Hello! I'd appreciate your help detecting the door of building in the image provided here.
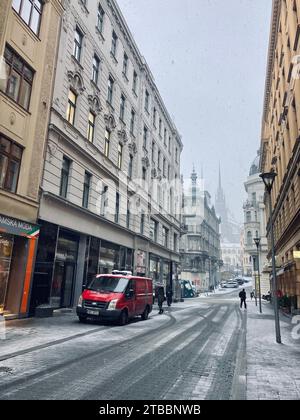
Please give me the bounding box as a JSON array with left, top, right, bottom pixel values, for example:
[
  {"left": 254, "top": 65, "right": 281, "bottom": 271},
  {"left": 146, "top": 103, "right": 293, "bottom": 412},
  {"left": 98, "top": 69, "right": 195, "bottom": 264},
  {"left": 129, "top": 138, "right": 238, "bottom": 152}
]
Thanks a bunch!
[{"left": 0, "top": 234, "right": 14, "bottom": 314}]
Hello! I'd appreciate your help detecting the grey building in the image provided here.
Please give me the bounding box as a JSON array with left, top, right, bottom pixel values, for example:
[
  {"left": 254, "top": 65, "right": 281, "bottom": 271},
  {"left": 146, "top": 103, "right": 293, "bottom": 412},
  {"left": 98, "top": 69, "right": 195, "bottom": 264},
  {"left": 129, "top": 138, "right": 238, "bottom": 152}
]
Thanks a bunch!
[
  {"left": 180, "top": 169, "right": 221, "bottom": 293},
  {"left": 30, "top": 0, "right": 183, "bottom": 312}
]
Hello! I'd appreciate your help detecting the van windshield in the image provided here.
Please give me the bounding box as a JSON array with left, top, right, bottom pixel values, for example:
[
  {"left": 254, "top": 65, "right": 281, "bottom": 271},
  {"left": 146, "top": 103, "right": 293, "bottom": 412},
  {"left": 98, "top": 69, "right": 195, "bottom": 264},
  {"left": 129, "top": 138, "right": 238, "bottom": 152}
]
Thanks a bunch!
[{"left": 88, "top": 276, "right": 129, "bottom": 293}]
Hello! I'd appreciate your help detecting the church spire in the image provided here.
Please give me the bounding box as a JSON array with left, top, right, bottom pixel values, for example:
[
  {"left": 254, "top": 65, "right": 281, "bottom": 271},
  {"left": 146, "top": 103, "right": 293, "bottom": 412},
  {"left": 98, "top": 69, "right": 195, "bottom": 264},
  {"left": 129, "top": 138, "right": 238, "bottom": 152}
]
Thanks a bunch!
[{"left": 218, "top": 162, "right": 222, "bottom": 190}]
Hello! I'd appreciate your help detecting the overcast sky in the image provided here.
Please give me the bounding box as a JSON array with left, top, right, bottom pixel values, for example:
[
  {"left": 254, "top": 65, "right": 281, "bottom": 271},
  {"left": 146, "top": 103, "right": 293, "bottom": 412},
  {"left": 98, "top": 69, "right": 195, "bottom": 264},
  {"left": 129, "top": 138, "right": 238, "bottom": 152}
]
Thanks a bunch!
[{"left": 118, "top": 0, "right": 272, "bottom": 222}]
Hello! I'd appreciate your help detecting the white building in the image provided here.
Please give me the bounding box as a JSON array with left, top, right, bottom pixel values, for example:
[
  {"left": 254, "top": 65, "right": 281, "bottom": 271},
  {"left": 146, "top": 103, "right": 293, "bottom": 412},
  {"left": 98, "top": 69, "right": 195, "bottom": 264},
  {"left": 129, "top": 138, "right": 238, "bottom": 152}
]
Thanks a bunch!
[
  {"left": 29, "top": 0, "right": 183, "bottom": 312},
  {"left": 180, "top": 169, "right": 221, "bottom": 292},
  {"left": 243, "top": 153, "right": 270, "bottom": 294}
]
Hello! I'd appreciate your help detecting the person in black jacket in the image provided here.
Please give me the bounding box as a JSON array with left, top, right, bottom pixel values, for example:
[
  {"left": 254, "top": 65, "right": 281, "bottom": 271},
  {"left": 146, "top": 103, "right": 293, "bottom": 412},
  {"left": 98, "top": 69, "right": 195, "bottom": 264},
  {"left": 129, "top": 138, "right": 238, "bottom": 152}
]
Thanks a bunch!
[
  {"left": 157, "top": 287, "right": 165, "bottom": 314},
  {"left": 239, "top": 289, "right": 247, "bottom": 309}
]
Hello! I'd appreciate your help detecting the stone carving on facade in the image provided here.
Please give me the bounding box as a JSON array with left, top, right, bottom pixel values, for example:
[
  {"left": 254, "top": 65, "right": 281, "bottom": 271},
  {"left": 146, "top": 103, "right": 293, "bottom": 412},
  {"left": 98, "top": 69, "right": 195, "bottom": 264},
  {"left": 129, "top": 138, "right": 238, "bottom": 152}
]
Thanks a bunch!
[
  {"left": 78, "top": 0, "right": 89, "bottom": 16},
  {"left": 142, "top": 156, "right": 150, "bottom": 168},
  {"left": 67, "top": 70, "right": 85, "bottom": 94},
  {"left": 151, "top": 168, "right": 157, "bottom": 179},
  {"left": 88, "top": 95, "right": 102, "bottom": 115},
  {"left": 128, "top": 141, "right": 137, "bottom": 155},
  {"left": 117, "top": 129, "right": 129, "bottom": 145},
  {"left": 104, "top": 113, "right": 117, "bottom": 131}
]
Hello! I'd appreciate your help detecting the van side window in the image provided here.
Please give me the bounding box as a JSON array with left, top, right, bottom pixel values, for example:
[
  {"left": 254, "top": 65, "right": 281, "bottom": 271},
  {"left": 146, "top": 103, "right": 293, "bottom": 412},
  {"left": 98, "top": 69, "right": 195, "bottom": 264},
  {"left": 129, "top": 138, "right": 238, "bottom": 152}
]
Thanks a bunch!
[{"left": 126, "top": 280, "right": 135, "bottom": 297}]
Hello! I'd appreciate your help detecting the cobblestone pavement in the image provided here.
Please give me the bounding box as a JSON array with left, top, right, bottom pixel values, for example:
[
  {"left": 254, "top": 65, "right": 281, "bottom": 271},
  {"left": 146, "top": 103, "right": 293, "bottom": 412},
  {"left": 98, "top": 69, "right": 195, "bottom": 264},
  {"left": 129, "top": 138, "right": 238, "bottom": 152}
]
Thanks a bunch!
[{"left": 0, "top": 290, "right": 298, "bottom": 400}]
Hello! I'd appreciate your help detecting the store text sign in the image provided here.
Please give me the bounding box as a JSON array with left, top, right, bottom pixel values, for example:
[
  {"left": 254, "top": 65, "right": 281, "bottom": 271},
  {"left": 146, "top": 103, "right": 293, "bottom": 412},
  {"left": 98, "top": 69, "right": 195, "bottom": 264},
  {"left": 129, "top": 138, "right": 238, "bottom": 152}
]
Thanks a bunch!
[{"left": 0, "top": 214, "right": 40, "bottom": 238}]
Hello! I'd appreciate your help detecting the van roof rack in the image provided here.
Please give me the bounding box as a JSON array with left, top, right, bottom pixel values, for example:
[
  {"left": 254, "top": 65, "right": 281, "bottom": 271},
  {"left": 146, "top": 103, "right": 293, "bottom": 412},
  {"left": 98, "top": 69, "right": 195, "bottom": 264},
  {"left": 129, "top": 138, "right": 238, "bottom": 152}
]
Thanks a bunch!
[{"left": 112, "top": 270, "right": 133, "bottom": 276}]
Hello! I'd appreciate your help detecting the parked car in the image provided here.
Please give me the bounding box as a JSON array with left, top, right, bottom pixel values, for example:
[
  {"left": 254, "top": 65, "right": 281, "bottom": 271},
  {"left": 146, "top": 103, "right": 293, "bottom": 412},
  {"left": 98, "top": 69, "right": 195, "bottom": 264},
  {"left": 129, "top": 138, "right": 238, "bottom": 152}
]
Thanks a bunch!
[
  {"left": 234, "top": 277, "right": 244, "bottom": 285},
  {"left": 224, "top": 280, "right": 239, "bottom": 288},
  {"left": 76, "top": 271, "right": 153, "bottom": 325}
]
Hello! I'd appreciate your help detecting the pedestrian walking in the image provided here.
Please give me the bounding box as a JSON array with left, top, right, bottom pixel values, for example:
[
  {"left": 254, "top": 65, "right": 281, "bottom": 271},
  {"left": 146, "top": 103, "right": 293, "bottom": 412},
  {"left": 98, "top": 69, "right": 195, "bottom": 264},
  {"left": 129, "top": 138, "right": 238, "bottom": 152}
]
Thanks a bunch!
[
  {"left": 166, "top": 285, "right": 173, "bottom": 307},
  {"left": 239, "top": 288, "right": 247, "bottom": 309},
  {"left": 157, "top": 287, "right": 165, "bottom": 314},
  {"left": 250, "top": 291, "right": 254, "bottom": 301}
]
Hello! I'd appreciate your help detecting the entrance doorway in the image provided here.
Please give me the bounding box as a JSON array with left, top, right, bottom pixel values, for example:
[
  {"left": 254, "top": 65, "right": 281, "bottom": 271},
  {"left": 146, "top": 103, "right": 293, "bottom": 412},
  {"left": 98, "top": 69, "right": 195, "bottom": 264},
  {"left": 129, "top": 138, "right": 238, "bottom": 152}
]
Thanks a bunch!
[
  {"left": 51, "top": 261, "right": 76, "bottom": 308},
  {"left": 0, "top": 234, "right": 14, "bottom": 314},
  {"left": 50, "top": 230, "right": 79, "bottom": 308}
]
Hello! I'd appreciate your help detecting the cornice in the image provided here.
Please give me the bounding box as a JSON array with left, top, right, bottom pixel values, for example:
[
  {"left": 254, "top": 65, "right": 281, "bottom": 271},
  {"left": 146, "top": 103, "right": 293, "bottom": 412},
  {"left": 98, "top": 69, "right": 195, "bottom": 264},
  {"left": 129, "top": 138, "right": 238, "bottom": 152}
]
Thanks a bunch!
[{"left": 262, "top": 0, "right": 281, "bottom": 125}]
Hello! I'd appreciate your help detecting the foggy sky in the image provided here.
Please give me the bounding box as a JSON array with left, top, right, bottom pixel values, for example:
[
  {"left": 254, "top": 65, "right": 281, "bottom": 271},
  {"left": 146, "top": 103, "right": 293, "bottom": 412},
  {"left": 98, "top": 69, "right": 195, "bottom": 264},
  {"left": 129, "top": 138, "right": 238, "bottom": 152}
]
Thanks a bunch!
[{"left": 118, "top": 0, "right": 272, "bottom": 222}]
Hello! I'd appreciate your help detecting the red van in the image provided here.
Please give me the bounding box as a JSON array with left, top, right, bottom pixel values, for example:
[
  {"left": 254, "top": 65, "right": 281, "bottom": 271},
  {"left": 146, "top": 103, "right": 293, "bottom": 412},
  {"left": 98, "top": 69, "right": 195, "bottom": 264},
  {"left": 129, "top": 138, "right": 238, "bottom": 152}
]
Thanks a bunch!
[{"left": 76, "top": 271, "right": 153, "bottom": 325}]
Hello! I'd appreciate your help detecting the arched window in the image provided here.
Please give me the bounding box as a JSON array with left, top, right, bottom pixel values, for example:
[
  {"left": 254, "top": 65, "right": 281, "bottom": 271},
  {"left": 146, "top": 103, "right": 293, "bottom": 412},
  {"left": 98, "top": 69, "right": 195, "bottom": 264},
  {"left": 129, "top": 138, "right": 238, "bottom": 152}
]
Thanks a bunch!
[{"left": 247, "top": 231, "right": 252, "bottom": 246}]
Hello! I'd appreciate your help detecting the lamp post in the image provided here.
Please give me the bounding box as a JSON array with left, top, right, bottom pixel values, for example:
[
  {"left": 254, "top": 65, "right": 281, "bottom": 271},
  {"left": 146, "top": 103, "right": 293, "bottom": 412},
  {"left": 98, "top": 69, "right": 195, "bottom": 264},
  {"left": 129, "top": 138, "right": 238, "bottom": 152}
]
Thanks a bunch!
[
  {"left": 260, "top": 171, "right": 281, "bottom": 344},
  {"left": 253, "top": 237, "right": 262, "bottom": 314}
]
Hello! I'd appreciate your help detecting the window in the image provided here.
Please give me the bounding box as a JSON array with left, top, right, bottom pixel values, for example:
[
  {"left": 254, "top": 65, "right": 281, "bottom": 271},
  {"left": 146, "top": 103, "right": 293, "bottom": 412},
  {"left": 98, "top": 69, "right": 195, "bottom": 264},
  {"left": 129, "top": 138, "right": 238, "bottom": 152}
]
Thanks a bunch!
[
  {"left": 142, "top": 167, "right": 147, "bottom": 181},
  {"left": 247, "top": 231, "right": 253, "bottom": 246},
  {"left": 2, "top": 45, "right": 34, "bottom": 110},
  {"left": 168, "top": 136, "right": 171, "bottom": 153},
  {"left": 162, "top": 227, "right": 169, "bottom": 248},
  {"left": 133, "top": 70, "right": 138, "bottom": 94},
  {"left": 163, "top": 158, "right": 166, "bottom": 178},
  {"left": 159, "top": 119, "right": 162, "bottom": 137},
  {"left": 82, "top": 171, "right": 91, "bottom": 209},
  {"left": 12, "top": 0, "right": 43, "bottom": 36},
  {"left": 100, "top": 185, "right": 108, "bottom": 216},
  {"left": 153, "top": 107, "right": 157, "bottom": 127},
  {"left": 92, "top": 55, "right": 100, "bottom": 84},
  {"left": 164, "top": 129, "right": 167, "bottom": 146},
  {"left": 174, "top": 233, "right": 178, "bottom": 252},
  {"left": 152, "top": 142, "right": 155, "bottom": 163},
  {"left": 104, "top": 129, "right": 110, "bottom": 157},
  {"left": 158, "top": 150, "right": 161, "bottom": 169},
  {"left": 73, "top": 27, "right": 83, "bottom": 62},
  {"left": 97, "top": 4, "right": 105, "bottom": 34},
  {"left": 120, "top": 94, "right": 126, "bottom": 121},
  {"left": 128, "top": 154, "right": 133, "bottom": 179},
  {"left": 115, "top": 192, "right": 120, "bottom": 223},
  {"left": 60, "top": 157, "right": 71, "bottom": 198},
  {"left": 168, "top": 164, "right": 170, "bottom": 180},
  {"left": 145, "top": 89, "right": 150, "bottom": 112},
  {"left": 107, "top": 76, "right": 114, "bottom": 105},
  {"left": 126, "top": 200, "right": 131, "bottom": 229},
  {"left": 130, "top": 109, "right": 135, "bottom": 134},
  {"left": 0, "top": 135, "right": 22, "bottom": 193},
  {"left": 140, "top": 211, "right": 145, "bottom": 235},
  {"left": 117, "top": 143, "right": 123, "bottom": 169},
  {"left": 175, "top": 147, "right": 178, "bottom": 162},
  {"left": 123, "top": 53, "right": 128, "bottom": 76},
  {"left": 66, "top": 89, "right": 77, "bottom": 125},
  {"left": 111, "top": 30, "right": 118, "bottom": 57},
  {"left": 246, "top": 211, "right": 251, "bottom": 223},
  {"left": 87, "top": 111, "right": 95, "bottom": 143},
  {"left": 150, "top": 218, "right": 158, "bottom": 242},
  {"left": 143, "top": 126, "right": 148, "bottom": 149}
]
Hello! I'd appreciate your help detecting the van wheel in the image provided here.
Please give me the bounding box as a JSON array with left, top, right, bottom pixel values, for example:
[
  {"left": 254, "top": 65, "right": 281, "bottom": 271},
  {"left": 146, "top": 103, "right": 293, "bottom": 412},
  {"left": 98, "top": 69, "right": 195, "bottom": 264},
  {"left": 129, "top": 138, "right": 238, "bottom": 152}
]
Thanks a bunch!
[
  {"left": 141, "top": 306, "right": 149, "bottom": 321},
  {"left": 119, "top": 310, "right": 128, "bottom": 326}
]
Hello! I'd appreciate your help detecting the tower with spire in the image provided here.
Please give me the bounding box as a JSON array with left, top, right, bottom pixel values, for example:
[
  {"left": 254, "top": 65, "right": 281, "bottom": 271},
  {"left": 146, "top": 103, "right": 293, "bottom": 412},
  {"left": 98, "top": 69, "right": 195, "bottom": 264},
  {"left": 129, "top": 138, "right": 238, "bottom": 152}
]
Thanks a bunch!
[{"left": 215, "top": 164, "right": 227, "bottom": 226}]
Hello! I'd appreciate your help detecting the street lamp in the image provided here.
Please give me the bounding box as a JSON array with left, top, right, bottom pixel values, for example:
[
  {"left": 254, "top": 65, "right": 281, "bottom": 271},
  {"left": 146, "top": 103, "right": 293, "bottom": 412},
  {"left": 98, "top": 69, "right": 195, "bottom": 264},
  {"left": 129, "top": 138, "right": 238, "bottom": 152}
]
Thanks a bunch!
[
  {"left": 259, "top": 171, "right": 281, "bottom": 344},
  {"left": 253, "top": 237, "right": 262, "bottom": 314}
]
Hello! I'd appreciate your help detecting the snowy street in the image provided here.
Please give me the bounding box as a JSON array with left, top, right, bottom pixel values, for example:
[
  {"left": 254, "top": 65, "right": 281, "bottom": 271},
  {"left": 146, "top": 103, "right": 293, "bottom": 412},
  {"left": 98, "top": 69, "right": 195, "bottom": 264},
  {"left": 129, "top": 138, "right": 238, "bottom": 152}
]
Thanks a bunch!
[{"left": 0, "top": 288, "right": 299, "bottom": 400}]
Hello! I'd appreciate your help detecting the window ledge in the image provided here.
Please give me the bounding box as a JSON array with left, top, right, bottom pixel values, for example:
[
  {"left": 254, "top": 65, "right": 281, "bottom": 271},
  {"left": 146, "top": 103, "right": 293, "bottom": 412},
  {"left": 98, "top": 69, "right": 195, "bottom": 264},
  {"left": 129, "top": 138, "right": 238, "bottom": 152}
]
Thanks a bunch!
[
  {"left": 110, "top": 52, "right": 118, "bottom": 64},
  {"left": 95, "top": 26, "right": 105, "bottom": 43}
]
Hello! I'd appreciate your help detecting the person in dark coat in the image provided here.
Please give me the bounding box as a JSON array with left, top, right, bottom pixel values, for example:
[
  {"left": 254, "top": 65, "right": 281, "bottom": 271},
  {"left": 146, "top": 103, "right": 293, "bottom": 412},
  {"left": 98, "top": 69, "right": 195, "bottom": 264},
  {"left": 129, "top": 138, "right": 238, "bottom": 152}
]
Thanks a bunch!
[
  {"left": 157, "top": 287, "right": 165, "bottom": 314},
  {"left": 166, "top": 285, "right": 173, "bottom": 307},
  {"left": 239, "top": 289, "right": 247, "bottom": 309}
]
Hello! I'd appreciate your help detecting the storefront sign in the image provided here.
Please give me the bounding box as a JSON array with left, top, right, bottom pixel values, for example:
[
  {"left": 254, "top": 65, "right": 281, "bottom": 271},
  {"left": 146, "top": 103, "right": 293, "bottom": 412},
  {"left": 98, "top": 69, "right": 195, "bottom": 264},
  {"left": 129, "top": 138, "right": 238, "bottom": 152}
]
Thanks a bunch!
[
  {"left": 0, "top": 214, "right": 39, "bottom": 238},
  {"left": 136, "top": 250, "right": 146, "bottom": 274}
]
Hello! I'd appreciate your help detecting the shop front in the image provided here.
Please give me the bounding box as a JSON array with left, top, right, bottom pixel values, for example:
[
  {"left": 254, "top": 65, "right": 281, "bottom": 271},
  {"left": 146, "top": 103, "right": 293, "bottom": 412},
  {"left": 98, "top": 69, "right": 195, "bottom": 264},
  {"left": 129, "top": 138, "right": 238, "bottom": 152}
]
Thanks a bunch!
[
  {"left": 0, "top": 214, "right": 40, "bottom": 318},
  {"left": 31, "top": 221, "right": 134, "bottom": 314}
]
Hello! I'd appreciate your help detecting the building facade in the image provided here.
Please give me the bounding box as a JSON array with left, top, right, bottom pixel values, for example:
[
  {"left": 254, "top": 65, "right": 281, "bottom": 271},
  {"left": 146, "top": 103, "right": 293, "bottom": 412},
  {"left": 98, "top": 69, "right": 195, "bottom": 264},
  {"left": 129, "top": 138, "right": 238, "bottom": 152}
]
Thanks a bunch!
[
  {"left": 260, "top": 0, "right": 300, "bottom": 310},
  {"left": 243, "top": 153, "right": 269, "bottom": 294},
  {"left": 30, "top": 0, "right": 183, "bottom": 313},
  {"left": 0, "top": 0, "right": 64, "bottom": 318},
  {"left": 180, "top": 169, "right": 221, "bottom": 293}
]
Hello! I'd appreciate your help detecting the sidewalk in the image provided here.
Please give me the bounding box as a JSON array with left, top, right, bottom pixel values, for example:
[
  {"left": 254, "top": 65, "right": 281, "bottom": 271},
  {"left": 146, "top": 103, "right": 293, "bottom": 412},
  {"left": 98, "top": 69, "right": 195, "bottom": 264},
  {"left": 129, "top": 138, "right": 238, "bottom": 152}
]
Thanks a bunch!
[{"left": 246, "top": 299, "right": 300, "bottom": 400}]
